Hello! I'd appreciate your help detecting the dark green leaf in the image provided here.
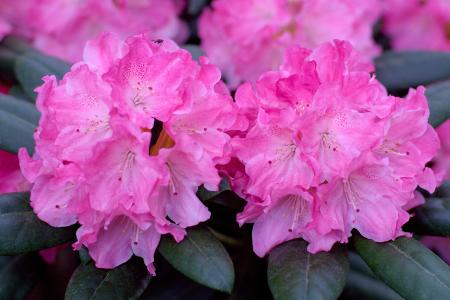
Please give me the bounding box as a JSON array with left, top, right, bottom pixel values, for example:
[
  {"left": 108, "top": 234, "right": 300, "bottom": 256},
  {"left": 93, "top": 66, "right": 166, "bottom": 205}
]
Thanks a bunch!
[
  {"left": 139, "top": 263, "right": 215, "bottom": 300},
  {"left": 375, "top": 51, "right": 450, "bottom": 91},
  {"left": 0, "top": 256, "right": 12, "bottom": 269},
  {"left": 267, "top": 239, "right": 349, "bottom": 300},
  {"left": 159, "top": 226, "right": 235, "bottom": 293},
  {"left": 1, "top": 36, "right": 34, "bottom": 55},
  {"left": 0, "top": 109, "right": 35, "bottom": 154},
  {"left": 353, "top": 236, "right": 450, "bottom": 300},
  {"left": 0, "top": 192, "right": 76, "bottom": 255},
  {"left": 412, "top": 198, "right": 450, "bottom": 236},
  {"left": 182, "top": 45, "right": 205, "bottom": 61},
  {"left": 425, "top": 80, "right": 450, "bottom": 127},
  {"left": 344, "top": 252, "right": 403, "bottom": 300},
  {"left": 65, "top": 257, "right": 151, "bottom": 300},
  {"left": 345, "top": 271, "right": 404, "bottom": 300},
  {"left": 0, "top": 193, "right": 31, "bottom": 214},
  {"left": 0, "top": 94, "right": 40, "bottom": 125},
  {"left": 0, "top": 253, "right": 45, "bottom": 300},
  {"left": 435, "top": 181, "right": 450, "bottom": 198},
  {"left": 15, "top": 52, "right": 70, "bottom": 100},
  {"left": 8, "top": 85, "right": 31, "bottom": 102},
  {"left": 188, "top": 0, "right": 209, "bottom": 15},
  {"left": 78, "top": 246, "right": 91, "bottom": 265},
  {"left": 24, "top": 52, "right": 70, "bottom": 80},
  {"left": 0, "top": 48, "right": 16, "bottom": 77},
  {"left": 197, "top": 178, "right": 231, "bottom": 202}
]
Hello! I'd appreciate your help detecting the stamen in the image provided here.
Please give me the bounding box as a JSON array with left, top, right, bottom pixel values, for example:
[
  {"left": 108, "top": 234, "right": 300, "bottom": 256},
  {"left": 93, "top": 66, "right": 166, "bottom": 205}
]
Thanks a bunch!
[
  {"left": 288, "top": 195, "right": 305, "bottom": 232},
  {"left": 343, "top": 179, "right": 359, "bottom": 211}
]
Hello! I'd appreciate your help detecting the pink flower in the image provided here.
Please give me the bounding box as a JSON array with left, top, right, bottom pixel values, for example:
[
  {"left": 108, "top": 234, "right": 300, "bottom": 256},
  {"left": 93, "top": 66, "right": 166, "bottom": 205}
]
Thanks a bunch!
[
  {"left": 382, "top": 0, "right": 450, "bottom": 51},
  {"left": 432, "top": 119, "right": 450, "bottom": 184},
  {"left": 0, "top": 19, "right": 11, "bottom": 41},
  {"left": 19, "top": 33, "right": 241, "bottom": 273},
  {"left": 0, "top": 0, "right": 187, "bottom": 62},
  {"left": 228, "top": 40, "right": 440, "bottom": 256},
  {"left": 199, "top": 0, "right": 381, "bottom": 88},
  {"left": 0, "top": 150, "right": 30, "bottom": 194}
]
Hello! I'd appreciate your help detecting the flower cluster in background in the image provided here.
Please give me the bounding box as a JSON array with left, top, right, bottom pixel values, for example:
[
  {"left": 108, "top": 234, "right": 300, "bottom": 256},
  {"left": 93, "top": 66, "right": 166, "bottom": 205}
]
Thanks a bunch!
[
  {"left": 382, "top": 0, "right": 450, "bottom": 51},
  {"left": 18, "top": 32, "right": 242, "bottom": 273},
  {"left": 0, "top": 0, "right": 187, "bottom": 62},
  {"left": 199, "top": 0, "right": 381, "bottom": 88}
]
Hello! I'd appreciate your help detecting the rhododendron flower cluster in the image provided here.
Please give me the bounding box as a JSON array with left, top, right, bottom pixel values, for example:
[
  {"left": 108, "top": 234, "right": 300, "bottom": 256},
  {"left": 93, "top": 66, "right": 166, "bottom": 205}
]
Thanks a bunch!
[
  {"left": 382, "top": 0, "right": 450, "bottom": 51},
  {"left": 226, "top": 40, "right": 440, "bottom": 256},
  {"left": 18, "top": 32, "right": 242, "bottom": 273},
  {"left": 199, "top": 0, "right": 381, "bottom": 88},
  {"left": 0, "top": 0, "right": 187, "bottom": 62}
]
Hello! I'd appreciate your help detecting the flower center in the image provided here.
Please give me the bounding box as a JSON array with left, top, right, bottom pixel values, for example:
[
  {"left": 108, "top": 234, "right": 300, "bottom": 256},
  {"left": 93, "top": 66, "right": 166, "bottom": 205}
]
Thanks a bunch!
[
  {"left": 377, "top": 140, "right": 410, "bottom": 157},
  {"left": 274, "top": 143, "right": 297, "bottom": 161},
  {"left": 149, "top": 121, "right": 175, "bottom": 156},
  {"left": 321, "top": 131, "right": 339, "bottom": 152},
  {"left": 273, "top": 22, "right": 298, "bottom": 39}
]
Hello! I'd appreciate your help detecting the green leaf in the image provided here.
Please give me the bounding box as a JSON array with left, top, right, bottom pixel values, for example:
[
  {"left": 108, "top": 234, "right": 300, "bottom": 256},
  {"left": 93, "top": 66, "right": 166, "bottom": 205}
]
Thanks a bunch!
[
  {"left": 8, "top": 85, "right": 31, "bottom": 102},
  {"left": 0, "top": 253, "right": 45, "bottom": 300},
  {"left": 267, "top": 239, "right": 349, "bottom": 300},
  {"left": 353, "top": 236, "right": 450, "bottom": 300},
  {"left": 139, "top": 263, "right": 215, "bottom": 300},
  {"left": 436, "top": 181, "right": 450, "bottom": 198},
  {"left": 0, "top": 94, "right": 40, "bottom": 125},
  {"left": 0, "top": 109, "right": 35, "bottom": 154},
  {"left": 65, "top": 257, "right": 151, "bottom": 300},
  {"left": 425, "top": 80, "right": 450, "bottom": 127},
  {"left": 344, "top": 252, "right": 403, "bottom": 300},
  {"left": 78, "top": 246, "right": 92, "bottom": 265},
  {"left": 24, "top": 52, "right": 70, "bottom": 80},
  {"left": 1, "top": 36, "right": 35, "bottom": 55},
  {"left": 159, "top": 226, "right": 235, "bottom": 293},
  {"left": 15, "top": 52, "right": 70, "bottom": 100},
  {"left": 412, "top": 198, "right": 450, "bottom": 236},
  {"left": 197, "top": 178, "right": 231, "bottom": 202},
  {"left": 375, "top": 51, "right": 450, "bottom": 91},
  {"left": 188, "top": 0, "right": 208, "bottom": 15},
  {"left": 182, "top": 45, "right": 205, "bottom": 61},
  {"left": 0, "top": 48, "right": 17, "bottom": 77},
  {"left": 0, "top": 193, "right": 31, "bottom": 213},
  {"left": 345, "top": 271, "right": 404, "bottom": 300},
  {"left": 0, "top": 192, "right": 76, "bottom": 255}
]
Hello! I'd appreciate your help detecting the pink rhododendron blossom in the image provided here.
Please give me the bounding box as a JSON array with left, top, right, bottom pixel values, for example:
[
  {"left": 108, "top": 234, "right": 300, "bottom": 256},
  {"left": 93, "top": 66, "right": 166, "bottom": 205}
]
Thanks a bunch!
[
  {"left": 0, "top": 150, "right": 30, "bottom": 194},
  {"left": 19, "top": 32, "right": 241, "bottom": 274},
  {"left": 0, "top": 0, "right": 187, "bottom": 62},
  {"left": 199, "top": 0, "right": 381, "bottom": 88},
  {"left": 227, "top": 40, "right": 440, "bottom": 257},
  {"left": 382, "top": 0, "right": 450, "bottom": 51}
]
